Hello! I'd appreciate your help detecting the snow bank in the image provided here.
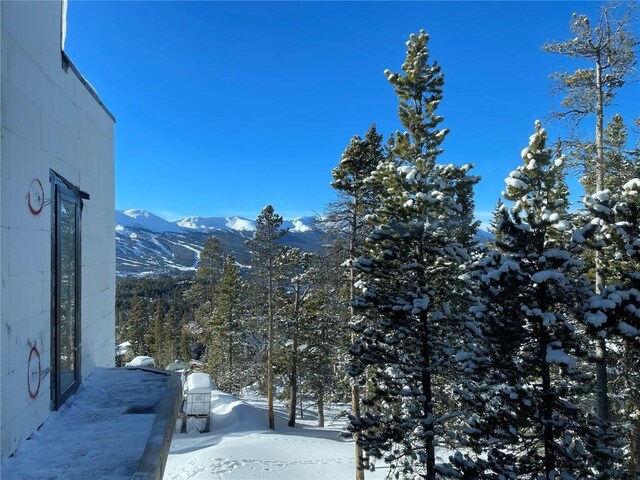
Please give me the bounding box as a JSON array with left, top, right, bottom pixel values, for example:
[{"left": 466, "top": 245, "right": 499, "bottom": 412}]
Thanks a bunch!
[{"left": 166, "top": 391, "right": 392, "bottom": 480}]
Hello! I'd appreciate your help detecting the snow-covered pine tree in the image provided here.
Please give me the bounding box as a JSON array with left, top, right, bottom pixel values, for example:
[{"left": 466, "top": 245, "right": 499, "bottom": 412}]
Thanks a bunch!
[
  {"left": 208, "top": 254, "right": 244, "bottom": 393},
  {"left": 301, "top": 245, "right": 349, "bottom": 428},
  {"left": 348, "top": 30, "right": 479, "bottom": 480},
  {"left": 544, "top": 3, "right": 639, "bottom": 423},
  {"left": 574, "top": 177, "right": 640, "bottom": 475},
  {"left": 278, "top": 247, "right": 314, "bottom": 428},
  {"left": 457, "top": 122, "right": 625, "bottom": 478},
  {"left": 328, "top": 123, "right": 385, "bottom": 480},
  {"left": 579, "top": 115, "right": 640, "bottom": 195},
  {"left": 184, "top": 236, "right": 225, "bottom": 357},
  {"left": 573, "top": 111, "right": 640, "bottom": 470},
  {"left": 246, "top": 205, "right": 287, "bottom": 430}
]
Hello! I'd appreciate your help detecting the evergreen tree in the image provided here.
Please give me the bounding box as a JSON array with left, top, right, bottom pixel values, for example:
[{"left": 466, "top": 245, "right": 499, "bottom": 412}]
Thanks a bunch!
[
  {"left": 328, "top": 123, "right": 385, "bottom": 480},
  {"left": 303, "top": 245, "right": 348, "bottom": 428},
  {"left": 127, "top": 295, "right": 148, "bottom": 356},
  {"left": 197, "top": 237, "right": 224, "bottom": 285},
  {"left": 247, "top": 205, "right": 287, "bottom": 430},
  {"left": 208, "top": 255, "right": 244, "bottom": 392},
  {"left": 349, "top": 30, "right": 479, "bottom": 479},
  {"left": 145, "top": 300, "right": 164, "bottom": 361},
  {"left": 457, "top": 122, "right": 624, "bottom": 478},
  {"left": 579, "top": 114, "right": 640, "bottom": 194},
  {"left": 574, "top": 177, "right": 640, "bottom": 475},
  {"left": 544, "top": 3, "right": 639, "bottom": 422},
  {"left": 178, "top": 321, "right": 191, "bottom": 362},
  {"left": 186, "top": 236, "right": 225, "bottom": 359},
  {"left": 279, "top": 247, "right": 314, "bottom": 428}
]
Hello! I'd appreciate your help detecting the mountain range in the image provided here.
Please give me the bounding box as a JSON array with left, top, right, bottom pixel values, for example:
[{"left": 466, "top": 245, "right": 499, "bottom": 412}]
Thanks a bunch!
[
  {"left": 115, "top": 209, "right": 323, "bottom": 277},
  {"left": 115, "top": 209, "right": 492, "bottom": 278}
]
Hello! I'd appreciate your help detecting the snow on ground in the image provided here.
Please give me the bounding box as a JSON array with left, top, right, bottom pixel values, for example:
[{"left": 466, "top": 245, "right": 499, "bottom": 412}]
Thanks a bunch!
[
  {"left": 166, "top": 391, "right": 389, "bottom": 480},
  {"left": 1, "top": 368, "right": 169, "bottom": 480}
]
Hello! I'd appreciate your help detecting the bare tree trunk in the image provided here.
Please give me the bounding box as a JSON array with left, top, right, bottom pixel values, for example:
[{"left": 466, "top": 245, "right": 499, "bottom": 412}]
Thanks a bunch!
[
  {"left": 318, "top": 384, "right": 325, "bottom": 427},
  {"left": 228, "top": 312, "right": 233, "bottom": 371},
  {"left": 594, "top": 55, "right": 610, "bottom": 423},
  {"left": 539, "top": 322, "right": 555, "bottom": 475},
  {"left": 299, "top": 379, "right": 304, "bottom": 419},
  {"left": 595, "top": 337, "right": 609, "bottom": 421},
  {"left": 288, "top": 286, "right": 301, "bottom": 427},
  {"left": 630, "top": 413, "right": 640, "bottom": 478},
  {"left": 267, "top": 259, "right": 275, "bottom": 430},
  {"left": 349, "top": 214, "right": 366, "bottom": 480},
  {"left": 420, "top": 312, "right": 435, "bottom": 480},
  {"left": 288, "top": 332, "right": 298, "bottom": 427}
]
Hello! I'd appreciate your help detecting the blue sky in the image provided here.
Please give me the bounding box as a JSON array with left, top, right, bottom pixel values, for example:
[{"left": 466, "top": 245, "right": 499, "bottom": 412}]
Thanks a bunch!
[{"left": 65, "top": 1, "right": 639, "bottom": 224}]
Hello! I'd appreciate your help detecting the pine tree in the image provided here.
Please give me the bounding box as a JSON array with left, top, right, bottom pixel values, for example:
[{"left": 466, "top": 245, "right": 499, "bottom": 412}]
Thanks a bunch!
[
  {"left": 127, "top": 296, "right": 148, "bottom": 356},
  {"left": 328, "top": 123, "right": 385, "bottom": 480},
  {"left": 349, "top": 30, "right": 479, "bottom": 479},
  {"left": 178, "top": 321, "right": 191, "bottom": 362},
  {"left": 579, "top": 114, "right": 640, "bottom": 194},
  {"left": 146, "top": 300, "right": 164, "bottom": 361},
  {"left": 247, "top": 205, "right": 287, "bottom": 430},
  {"left": 544, "top": 3, "right": 639, "bottom": 422},
  {"left": 279, "top": 247, "right": 314, "bottom": 428},
  {"left": 303, "top": 246, "right": 348, "bottom": 428},
  {"left": 574, "top": 177, "right": 640, "bottom": 475},
  {"left": 208, "top": 255, "right": 244, "bottom": 392},
  {"left": 456, "top": 122, "right": 625, "bottom": 478},
  {"left": 185, "top": 236, "right": 225, "bottom": 359}
]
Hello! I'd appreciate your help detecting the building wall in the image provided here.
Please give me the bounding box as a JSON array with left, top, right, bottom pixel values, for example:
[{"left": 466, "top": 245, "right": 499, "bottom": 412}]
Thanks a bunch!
[{"left": 0, "top": 0, "right": 115, "bottom": 458}]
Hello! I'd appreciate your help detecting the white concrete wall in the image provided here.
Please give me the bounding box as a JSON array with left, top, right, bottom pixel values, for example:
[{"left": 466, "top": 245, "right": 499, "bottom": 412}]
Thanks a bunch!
[{"left": 0, "top": 0, "right": 115, "bottom": 459}]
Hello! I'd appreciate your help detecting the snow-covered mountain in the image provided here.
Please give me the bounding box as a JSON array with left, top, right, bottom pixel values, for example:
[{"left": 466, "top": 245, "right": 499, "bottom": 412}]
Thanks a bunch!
[
  {"left": 174, "top": 215, "right": 318, "bottom": 234},
  {"left": 115, "top": 209, "right": 490, "bottom": 278},
  {"left": 115, "top": 210, "right": 322, "bottom": 277},
  {"left": 176, "top": 216, "right": 256, "bottom": 232},
  {"left": 116, "top": 209, "right": 184, "bottom": 233}
]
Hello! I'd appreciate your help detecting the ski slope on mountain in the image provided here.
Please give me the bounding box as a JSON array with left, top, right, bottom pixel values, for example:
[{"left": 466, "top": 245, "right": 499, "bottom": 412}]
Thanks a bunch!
[
  {"left": 166, "top": 391, "right": 389, "bottom": 480},
  {"left": 116, "top": 209, "right": 185, "bottom": 233}
]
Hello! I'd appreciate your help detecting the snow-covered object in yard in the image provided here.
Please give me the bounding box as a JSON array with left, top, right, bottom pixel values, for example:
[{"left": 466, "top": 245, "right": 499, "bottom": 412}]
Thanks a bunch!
[
  {"left": 126, "top": 355, "right": 155, "bottom": 367},
  {"left": 166, "top": 360, "right": 190, "bottom": 372},
  {"left": 184, "top": 373, "right": 212, "bottom": 417},
  {"left": 116, "top": 341, "right": 132, "bottom": 355},
  {"left": 186, "top": 372, "right": 212, "bottom": 393}
]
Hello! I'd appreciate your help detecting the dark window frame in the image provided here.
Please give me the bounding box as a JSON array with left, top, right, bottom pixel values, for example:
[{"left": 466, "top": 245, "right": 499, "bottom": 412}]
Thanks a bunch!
[{"left": 50, "top": 170, "right": 83, "bottom": 410}]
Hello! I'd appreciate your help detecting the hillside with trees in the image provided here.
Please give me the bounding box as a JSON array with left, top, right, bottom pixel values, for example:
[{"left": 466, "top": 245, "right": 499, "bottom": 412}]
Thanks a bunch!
[{"left": 117, "top": 4, "right": 639, "bottom": 478}]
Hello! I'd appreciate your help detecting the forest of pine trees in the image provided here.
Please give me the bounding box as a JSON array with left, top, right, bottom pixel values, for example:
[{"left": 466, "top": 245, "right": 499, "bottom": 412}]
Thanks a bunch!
[{"left": 115, "top": 4, "right": 639, "bottom": 478}]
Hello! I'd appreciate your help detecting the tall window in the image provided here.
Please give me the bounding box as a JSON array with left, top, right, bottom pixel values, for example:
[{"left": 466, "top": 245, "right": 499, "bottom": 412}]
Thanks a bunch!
[{"left": 51, "top": 171, "right": 82, "bottom": 409}]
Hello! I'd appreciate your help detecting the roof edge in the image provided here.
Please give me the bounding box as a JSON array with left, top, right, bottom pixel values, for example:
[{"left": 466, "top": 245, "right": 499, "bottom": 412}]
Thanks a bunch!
[{"left": 61, "top": 50, "right": 116, "bottom": 123}]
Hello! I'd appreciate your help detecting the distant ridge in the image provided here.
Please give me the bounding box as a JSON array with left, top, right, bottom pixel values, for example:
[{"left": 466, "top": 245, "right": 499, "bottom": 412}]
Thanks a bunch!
[
  {"left": 115, "top": 210, "right": 322, "bottom": 277},
  {"left": 115, "top": 209, "right": 491, "bottom": 278}
]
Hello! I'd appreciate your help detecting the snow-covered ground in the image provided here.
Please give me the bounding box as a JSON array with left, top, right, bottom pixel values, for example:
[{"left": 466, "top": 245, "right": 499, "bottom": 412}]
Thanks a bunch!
[
  {"left": 1, "top": 368, "right": 170, "bottom": 480},
  {"left": 166, "top": 391, "right": 389, "bottom": 480}
]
